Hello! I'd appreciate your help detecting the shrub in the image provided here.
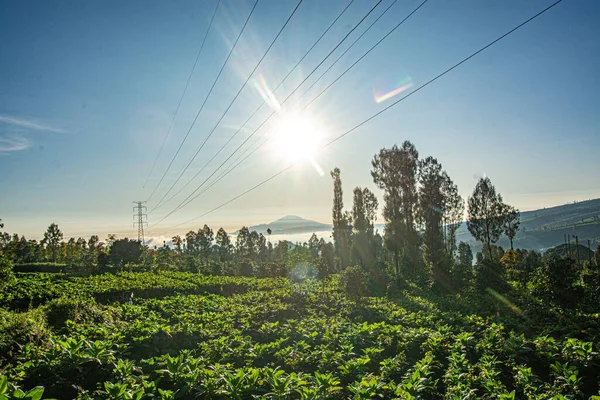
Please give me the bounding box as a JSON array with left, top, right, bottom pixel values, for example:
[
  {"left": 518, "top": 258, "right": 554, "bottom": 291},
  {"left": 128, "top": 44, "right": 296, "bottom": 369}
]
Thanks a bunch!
[
  {"left": 0, "top": 308, "right": 50, "bottom": 361},
  {"left": 475, "top": 258, "right": 506, "bottom": 292},
  {"left": 532, "top": 255, "right": 582, "bottom": 308},
  {"left": 340, "top": 265, "right": 370, "bottom": 299},
  {"left": 12, "top": 263, "right": 66, "bottom": 273},
  {"left": 0, "top": 254, "right": 15, "bottom": 285},
  {"left": 44, "top": 296, "right": 111, "bottom": 330}
]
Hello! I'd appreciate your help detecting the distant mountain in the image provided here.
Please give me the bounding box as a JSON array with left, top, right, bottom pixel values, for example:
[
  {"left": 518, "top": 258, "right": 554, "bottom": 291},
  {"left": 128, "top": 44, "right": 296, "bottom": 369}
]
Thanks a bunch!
[
  {"left": 456, "top": 198, "right": 600, "bottom": 254},
  {"left": 236, "top": 199, "right": 600, "bottom": 253},
  {"left": 240, "top": 215, "right": 331, "bottom": 235}
]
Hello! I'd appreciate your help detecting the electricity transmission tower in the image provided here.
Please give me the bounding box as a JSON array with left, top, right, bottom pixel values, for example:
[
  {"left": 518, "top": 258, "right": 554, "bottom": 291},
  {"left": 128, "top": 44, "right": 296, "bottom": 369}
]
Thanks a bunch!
[{"left": 133, "top": 201, "right": 148, "bottom": 245}]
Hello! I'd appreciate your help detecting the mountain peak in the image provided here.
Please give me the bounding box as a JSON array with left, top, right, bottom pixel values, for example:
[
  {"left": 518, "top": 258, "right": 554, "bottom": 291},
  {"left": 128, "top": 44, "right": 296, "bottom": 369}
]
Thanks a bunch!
[{"left": 277, "top": 215, "right": 304, "bottom": 221}]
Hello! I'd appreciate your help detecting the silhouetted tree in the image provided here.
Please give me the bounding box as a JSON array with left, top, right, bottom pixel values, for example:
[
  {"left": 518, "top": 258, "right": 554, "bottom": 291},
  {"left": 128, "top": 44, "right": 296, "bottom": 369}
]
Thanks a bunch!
[
  {"left": 308, "top": 233, "right": 320, "bottom": 259},
  {"left": 42, "top": 222, "right": 63, "bottom": 262},
  {"left": 198, "top": 225, "right": 214, "bottom": 265},
  {"left": 442, "top": 174, "right": 464, "bottom": 258},
  {"left": 467, "top": 177, "right": 504, "bottom": 260},
  {"left": 372, "top": 141, "right": 420, "bottom": 277},
  {"left": 185, "top": 230, "right": 199, "bottom": 253},
  {"left": 418, "top": 156, "right": 449, "bottom": 288},
  {"left": 452, "top": 241, "right": 473, "bottom": 289},
  {"left": 331, "top": 168, "right": 351, "bottom": 269},
  {"left": 172, "top": 235, "right": 183, "bottom": 251},
  {"left": 236, "top": 227, "right": 254, "bottom": 261},
  {"left": 501, "top": 205, "right": 520, "bottom": 250},
  {"left": 215, "top": 228, "right": 233, "bottom": 263},
  {"left": 351, "top": 187, "right": 378, "bottom": 267},
  {"left": 109, "top": 238, "right": 142, "bottom": 267}
]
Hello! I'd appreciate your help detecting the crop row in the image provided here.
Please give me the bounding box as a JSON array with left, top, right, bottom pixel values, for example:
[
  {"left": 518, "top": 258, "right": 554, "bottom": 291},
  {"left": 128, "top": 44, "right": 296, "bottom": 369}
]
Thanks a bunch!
[
  {"left": 0, "top": 271, "right": 288, "bottom": 309},
  {"left": 1, "top": 278, "right": 599, "bottom": 399}
]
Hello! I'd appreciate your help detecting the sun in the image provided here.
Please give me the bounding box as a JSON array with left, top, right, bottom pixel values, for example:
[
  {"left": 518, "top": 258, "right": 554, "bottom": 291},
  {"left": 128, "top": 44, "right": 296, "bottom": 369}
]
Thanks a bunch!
[{"left": 271, "top": 112, "right": 323, "bottom": 163}]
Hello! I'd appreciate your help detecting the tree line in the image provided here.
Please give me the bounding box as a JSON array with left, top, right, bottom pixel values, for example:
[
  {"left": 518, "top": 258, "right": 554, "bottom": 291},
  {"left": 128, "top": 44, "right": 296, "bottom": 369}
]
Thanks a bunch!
[{"left": 1, "top": 140, "right": 600, "bottom": 307}]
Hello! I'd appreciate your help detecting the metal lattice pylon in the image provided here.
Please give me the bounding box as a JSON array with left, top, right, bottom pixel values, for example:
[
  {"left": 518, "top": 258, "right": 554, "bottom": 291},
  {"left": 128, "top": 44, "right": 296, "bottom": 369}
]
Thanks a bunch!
[{"left": 133, "top": 201, "right": 147, "bottom": 245}]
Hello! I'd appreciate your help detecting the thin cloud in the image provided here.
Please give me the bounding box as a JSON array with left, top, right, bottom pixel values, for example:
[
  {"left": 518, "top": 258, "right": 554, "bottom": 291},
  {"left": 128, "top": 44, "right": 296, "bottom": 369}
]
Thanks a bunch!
[
  {"left": 0, "top": 136, "right": 30, "bottom": 152},
  {"left": 0, "top": 115, "right": 66, "bottom": 133}
]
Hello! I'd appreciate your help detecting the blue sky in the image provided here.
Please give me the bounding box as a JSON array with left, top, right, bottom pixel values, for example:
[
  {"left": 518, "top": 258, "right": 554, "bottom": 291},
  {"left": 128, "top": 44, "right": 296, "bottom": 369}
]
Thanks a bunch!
[{"left": 1, "top": 0, "right": 598, "bottom": 241}]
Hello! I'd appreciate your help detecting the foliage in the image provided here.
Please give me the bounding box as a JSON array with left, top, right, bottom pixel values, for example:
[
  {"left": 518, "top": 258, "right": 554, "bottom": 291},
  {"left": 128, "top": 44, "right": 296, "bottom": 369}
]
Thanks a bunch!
[
  {"left": 0, "top": 271, "right": 597, "bottom": 399},
  {"left": 0, "top": 254, "right": 15, "bottom": 286},
  {"left": 467, "top": 177, "right": 505, "bottom": 260},
  {"left": 339, "top": 265, "right": 369, "bottom": 299},
  {"left": 532, "top": 254, "right": 582, "bottom": 308},
  {"left": 41, "top": 223, "right": 63, "bottom": 263},
  {"left": 108, "top": 239, "right": 143, "bottom": 268},
  {"left": 501, "top": 204, "right": 520, "bottom": 251},
  {"left": 371, "top": 142, "right": 420, "bottom": 277},
  {"left": 331, "top": 168, "right": 352, "bottom": 270}
]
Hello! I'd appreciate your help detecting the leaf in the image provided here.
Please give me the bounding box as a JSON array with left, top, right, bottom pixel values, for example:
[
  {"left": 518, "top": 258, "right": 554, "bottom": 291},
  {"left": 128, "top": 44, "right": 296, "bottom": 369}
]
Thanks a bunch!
[
  {"left": 25, "top": 387, "right": 45, "bottom": 400},
  {"left": 0, "top": 376, "right": 7, "bottom": 395}
]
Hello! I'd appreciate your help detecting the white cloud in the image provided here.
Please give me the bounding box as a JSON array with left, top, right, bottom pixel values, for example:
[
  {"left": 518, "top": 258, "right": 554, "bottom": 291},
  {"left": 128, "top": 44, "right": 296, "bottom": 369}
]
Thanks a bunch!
[
  {"left": 0, "top": 115, "right": 66, "bottom": 133},
  {"left": 0, "top": 136, "right": 30, "bottom": 152}
]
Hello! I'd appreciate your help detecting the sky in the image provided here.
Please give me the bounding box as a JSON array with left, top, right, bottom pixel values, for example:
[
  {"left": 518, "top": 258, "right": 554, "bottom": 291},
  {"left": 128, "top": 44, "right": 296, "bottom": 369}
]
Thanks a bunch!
[{"left": 1, "top": 0, "right": 599, "bottom": 242}]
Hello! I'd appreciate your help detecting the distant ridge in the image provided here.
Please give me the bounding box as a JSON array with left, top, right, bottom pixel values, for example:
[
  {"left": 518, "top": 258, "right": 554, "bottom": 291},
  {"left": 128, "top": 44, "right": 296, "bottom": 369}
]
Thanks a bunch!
[
  {"left": 237, "top": 215, "right": 331, "bottom": 235},
  {"left": 456, "top": 198, "right": 600, "bottom": 253},
  {"left": 233, "top": 199, "right": 600, "bottom": 252}
]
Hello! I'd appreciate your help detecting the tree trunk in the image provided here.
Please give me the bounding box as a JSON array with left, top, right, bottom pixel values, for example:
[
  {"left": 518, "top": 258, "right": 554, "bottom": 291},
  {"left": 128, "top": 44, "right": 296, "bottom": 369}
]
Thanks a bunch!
[
  {"left": 510, "top": 238, "right": 514, "bottom": 251},
  {"left": 394, "top": 249, "right": 399, "bottom": 276}
]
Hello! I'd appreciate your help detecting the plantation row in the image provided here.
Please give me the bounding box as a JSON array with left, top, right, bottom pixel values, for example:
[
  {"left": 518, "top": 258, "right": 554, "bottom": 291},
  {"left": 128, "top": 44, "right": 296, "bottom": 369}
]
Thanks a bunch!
[
  {"left": 1, "top": 274, "right": 599, "bottom": 399},
  {"left": 0, "top": 271, "right": 287, "bottom": 310}
]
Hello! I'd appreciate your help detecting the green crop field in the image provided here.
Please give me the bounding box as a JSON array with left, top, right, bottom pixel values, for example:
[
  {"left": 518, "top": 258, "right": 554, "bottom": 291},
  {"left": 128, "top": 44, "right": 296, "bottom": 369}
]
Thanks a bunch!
[{"left": 1, "top": 271, "right": 599, "bottom": 399}]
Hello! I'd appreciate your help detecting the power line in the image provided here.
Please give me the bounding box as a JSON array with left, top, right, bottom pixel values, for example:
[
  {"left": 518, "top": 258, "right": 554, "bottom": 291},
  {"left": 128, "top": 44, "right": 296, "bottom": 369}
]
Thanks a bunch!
[
  {"left": 152, "top": 0, "right": 356, "bottom": 213},
  {"left": 294, "top": 0, "right": 402, "bottom": 106},
  {"left": 154, "top": 0, "right": 424, "bottom": 222},
  {"left": 143, "top": 0, "right": 221, "bottom": 196},
  {"left": 150, "top": 0, "right": 385, "bottom": 226},
  {"left": 145, "top": 0, "right": 260, "bottom": 205},
  {"left": 167, "top": 0, "right": 564, "bottom": 230},
  {"left": 150, "top": 0, "right": 304, "bottom": 212}
]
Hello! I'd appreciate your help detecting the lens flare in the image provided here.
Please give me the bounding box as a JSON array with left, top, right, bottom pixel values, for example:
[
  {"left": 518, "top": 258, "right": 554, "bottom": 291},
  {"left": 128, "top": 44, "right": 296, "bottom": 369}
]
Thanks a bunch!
[
  {"left": 374, "top": 76, "right": 413, "bottom": 104},
  {"left": 251, "top": 74, "right": 280, "bottom": 110},
  {"left": 486, "top": 288, "right": 524, "bottom": 316}
]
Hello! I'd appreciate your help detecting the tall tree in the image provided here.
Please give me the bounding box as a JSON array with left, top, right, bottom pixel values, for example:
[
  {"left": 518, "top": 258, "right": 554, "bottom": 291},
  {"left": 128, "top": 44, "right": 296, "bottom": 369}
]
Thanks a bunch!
[
  {"left": 185, "top": 230, "right": 200, "bottom": 253},
  {"left": 351, "top": 187, "right": 378, "bottom": 267},
  {"left": 215, "top": 228, "right": 232, "bottom": 263},
  {"left": 198, "top": 225, "right": 214, "bottom": 264},
  {"left": 418, "top": 156, "right": 448, "bottom": 287},
  {"left": 331, "top": 168, "right": 351, "bottom": 269},
  {"left": 501, "top": 204, "right": 520, "bottom": 250},
  {"left": 236, "top": 227, "right": 254, "bottom": 261},
  {"left": 442, "top": 173, "right": 464, "bottom": 258},
  {"left": 172, "top": 235, "right": 183, "bottom": 251},
  {"left": 371, "top": 141, "right": 419, "bottom": 275},
  {"left": 42, "top": 222, "right": 63, "bottom": 262},
  {"left": 109, "top": 238, "right": 142, "bottom": 267},
  {"left": 308, "top": 233, "right": 320, "bottom": 259},
  {"left": 467, "top": 177, "right": 504, "bottom": 260},
  {"left": 452, "top": 241, "right": 474, "bottom": 289}
]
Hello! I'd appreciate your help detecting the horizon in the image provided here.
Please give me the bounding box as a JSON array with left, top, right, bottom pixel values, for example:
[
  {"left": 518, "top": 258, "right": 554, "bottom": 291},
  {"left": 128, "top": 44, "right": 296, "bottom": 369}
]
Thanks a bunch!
[
  {"left": 2, "top": 0, "right": 599, "bottom": 241},
  {"left": 5, "top": 196, "right": 599, "bottom": 242}
]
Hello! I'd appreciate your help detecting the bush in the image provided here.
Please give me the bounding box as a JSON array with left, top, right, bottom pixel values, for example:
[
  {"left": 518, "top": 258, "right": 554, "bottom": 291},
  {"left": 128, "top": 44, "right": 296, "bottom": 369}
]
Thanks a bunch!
[
  {"left": 339, "top": 265, "right": 370, "bottom": 299},
  {"left": 474, "top": 259, "right": 506, "bottom": 292},
  {"left": 532, "top": 255, "right": 582, "bottom": 308},
  {"left": 0, "top": 254, "right": 15, "bottom": 284},
  {"left": 12, "top": 263, "right": 67, "bottom": 273},
  {"left": 44, "top": 296, "right": 111, "bottom": 330},
  {"left": 0, "top": 308, "right": 50, "bottom": 361}
]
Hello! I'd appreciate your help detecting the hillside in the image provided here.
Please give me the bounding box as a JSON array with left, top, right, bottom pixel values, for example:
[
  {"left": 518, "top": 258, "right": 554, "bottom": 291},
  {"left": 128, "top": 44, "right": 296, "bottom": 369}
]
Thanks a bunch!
[
  {"left": 456, "top": 198, "right": 600, "bottom": 253},
  {"left": 237, "top": 199, "right": 600, "bottom": 253}
]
